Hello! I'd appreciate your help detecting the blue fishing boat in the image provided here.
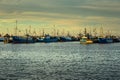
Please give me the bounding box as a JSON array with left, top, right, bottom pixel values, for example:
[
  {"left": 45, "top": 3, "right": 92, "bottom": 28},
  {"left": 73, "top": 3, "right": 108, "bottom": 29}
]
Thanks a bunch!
[
  {"left": 12, "top": 36, "right": 35, "bottom": 43},
  {"left": 98, "top": 37, "right": 113, "bottom": 43},
  {"left": 59, "top": 36, "right": 72, "bottom": 42},
  {"left": 0, "top": 37, "right": 4, "bottom": 42},
  {"left": 37, "top": 35, "right": 59, "bottom": 43},
  {"left": 0, "top": 34, "right": 4, "bottom": 42}
]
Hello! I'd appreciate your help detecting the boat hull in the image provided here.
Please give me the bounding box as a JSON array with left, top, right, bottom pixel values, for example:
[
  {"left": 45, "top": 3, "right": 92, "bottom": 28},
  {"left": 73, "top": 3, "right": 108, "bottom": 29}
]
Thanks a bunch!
[
  {"left": 80, "top": 37, "right": 93, "bottom": 44},
  {"left": 98, "top": 38, "right": 113, "bottom": 43},
  {"left": 80, "top": 40, "right": 93, "bottom": 44},
  {"left": 59, "top": 37, "right": 72, "bottom": 42},
  {"left": 12, "top": 36, "right": 35, "bottom": 43},
  {"left": 0, "top": 37, "right": 4, "bottom": 42},
  {"left": 37, "top": 38, "right": 58, "bottom": 43}
]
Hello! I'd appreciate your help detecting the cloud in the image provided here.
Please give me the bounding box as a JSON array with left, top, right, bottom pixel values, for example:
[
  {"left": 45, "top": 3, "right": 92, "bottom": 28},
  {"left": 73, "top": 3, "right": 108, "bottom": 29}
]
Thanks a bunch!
[
  {"left": 0, "top": 19, "right": 16, "bottom": 23},
  {"left": 0, "top": 0, "right": 120, "bottom": 19},
  {"left": 0, "top": 0, "right": 120, "bottom": 34}
]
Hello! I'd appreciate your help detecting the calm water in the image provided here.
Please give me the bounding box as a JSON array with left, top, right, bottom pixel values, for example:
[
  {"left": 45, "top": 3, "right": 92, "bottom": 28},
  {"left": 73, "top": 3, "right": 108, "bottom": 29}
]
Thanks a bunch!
[{"left": 0, "top": 42, "right": 120, "bottom": 80}]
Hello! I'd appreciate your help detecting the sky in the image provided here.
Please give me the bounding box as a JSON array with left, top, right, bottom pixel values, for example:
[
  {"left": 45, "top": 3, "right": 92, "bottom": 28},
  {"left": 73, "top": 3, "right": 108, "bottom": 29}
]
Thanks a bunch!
[{"left": 0, "top": 0, "right": 120, "bottom": 36}]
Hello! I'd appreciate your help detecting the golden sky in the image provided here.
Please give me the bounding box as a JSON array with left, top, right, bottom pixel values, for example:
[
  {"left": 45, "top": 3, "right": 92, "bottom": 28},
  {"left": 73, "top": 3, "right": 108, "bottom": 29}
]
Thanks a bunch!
[{"left": 0, "top": 0, "right": 120, "bottom": 36}]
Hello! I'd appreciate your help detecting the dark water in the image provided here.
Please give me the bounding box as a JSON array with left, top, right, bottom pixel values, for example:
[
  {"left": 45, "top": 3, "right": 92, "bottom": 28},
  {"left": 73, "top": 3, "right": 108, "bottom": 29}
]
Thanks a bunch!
[{"left": 0, "top": 42, "right": 120, "bottom": 80}]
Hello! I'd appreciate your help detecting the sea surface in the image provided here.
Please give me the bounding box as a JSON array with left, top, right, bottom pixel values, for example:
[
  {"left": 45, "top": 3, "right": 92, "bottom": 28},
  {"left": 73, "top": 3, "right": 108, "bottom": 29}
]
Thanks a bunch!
[{"left": 0, "top": 42, "right": 120, "bottom": 80}]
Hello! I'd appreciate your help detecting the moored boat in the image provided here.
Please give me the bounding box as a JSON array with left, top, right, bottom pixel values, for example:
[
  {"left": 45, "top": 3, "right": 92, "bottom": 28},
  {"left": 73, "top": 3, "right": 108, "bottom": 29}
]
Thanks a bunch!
[
  {"left": 0, "top": 37, "right": 4, "bottom": 42},
  {"left": 4, "top": 34, "right": 13, "bottom": 43},
  {"left": 37, "top": 34, "right": 59, "bottom": 43},
  {"left": 12, "top": 36, "right": 35, "bottom": 43},
  {"left": 0, "top": 34, "right": 4, "bottom": 42},
  {"left": 80, "top": 36, "right": 93, "bottom": 44},
  {"left": 59, "top": 36, "right": 72, "bottom": 42},
  {"left": 98, "top": 37, "right": 113, "bottom": 43}
]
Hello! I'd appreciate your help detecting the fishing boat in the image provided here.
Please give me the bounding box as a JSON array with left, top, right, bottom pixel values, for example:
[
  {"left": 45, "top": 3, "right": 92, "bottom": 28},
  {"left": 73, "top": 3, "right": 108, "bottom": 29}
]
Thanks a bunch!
[
  {"left": 0, "top": 34, "right": 4, "bottom": 42},
  {"left": 98, "top": 26, "right": 113, "bottom": 43},
  {"left": 80, "top": 28, "right": 93, "bottom": 44},
  {"left": 37, "top": 34, "right": 59, "bottom": 43},
  {"left": 59, "top": 36, "right": 72, "bottom": 42},
  {"left": 111, "top": 36, "right": 120, "bottom": 43},
  {"left": 0, "top": 37, "right": 4, "bottom": 42},
  {"left": 92, "top": 37, "right": 99, "bottom": 43},
  {"left": 12, "top": 36, "right": 35, "bottom": 43},
  {"left": 80, "top": 36, "right": 93, "bottom": 44},
  {"left": 98, "top": 37, "right": 113, "bottom": 43},
  {"left": 3, "top": 34, "right": 13, "bottom": 43}
]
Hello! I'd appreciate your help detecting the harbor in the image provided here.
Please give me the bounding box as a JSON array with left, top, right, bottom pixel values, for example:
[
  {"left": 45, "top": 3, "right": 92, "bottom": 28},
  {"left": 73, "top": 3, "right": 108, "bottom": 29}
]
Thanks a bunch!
[
  {"left": 0, "top": 0, "right": 120, "bottom": 80},
  {"left": 0, "top": 27, "right": 120, "bottom": 44}
]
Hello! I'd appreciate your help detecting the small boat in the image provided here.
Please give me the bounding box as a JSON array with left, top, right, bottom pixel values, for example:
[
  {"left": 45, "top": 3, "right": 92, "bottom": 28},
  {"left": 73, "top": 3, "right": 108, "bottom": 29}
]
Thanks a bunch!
[
  {"left": 80, "top": 36, "right": 93, "bottom": 44},
  {"left": 37, "top": 35, "right": 59, "bottom": 43},
  {"left": 0, "top": 37, "right": 4, "bottom": 42},
  {"left": 98, "top": 37, "right": 113, "bottom": 43},
  {"left": 3, "top": 34, "right": 13, "bottom": 43},
  {"left": 92, "top": 38, "right": 99, "bottom": 43},
  {"left": 112, "top": 37, "right": 120, "bottom": 43},
  {"left": 0, "top": 34, "right": 4, "bottom": 42}
]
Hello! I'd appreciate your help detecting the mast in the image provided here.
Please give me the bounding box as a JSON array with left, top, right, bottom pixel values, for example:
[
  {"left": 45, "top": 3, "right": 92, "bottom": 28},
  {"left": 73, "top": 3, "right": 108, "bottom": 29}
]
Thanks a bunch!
[
  {"left": 93, "top": 28, "right": 97, "bottom": 37},
  {"left": 57, "top": 29, "right": 59, "bottom": 36},
  {"left": 39, "top": 28, "right": 41, "bottom": 36},
  {"left": 25, "top": 29, "right": 28, "bottom": 35},
  {"left": 42, "top": 29, "right": 44, "bottom": 37},
  {"left": 29, "top": 25, "right": 31, "bottom": 35},
  {"left": 100, "top": 27, "right": 103, "bottom": 37},
  {"left": 84, "top": 28, "right": 87, "bottom": 36},
  {"left": 62, "top": 29, "right": 65, "bottom": 36},
  {"left": 67, "top": 31, "right": 70, "bottom": 36},
  {"left": 53, "top": 25, "right": 56, "bottom": 36},
  {"left": 7, "top": 28, "right": 9, "bottom": 34},
  {"left": 15, "top": 20, "right": 18, "bottom": 36},
  {"left": 33, "top": 28, "right": 36, "bottom": 36},
  {"left": 89, "top": 27, "right": 91, "bottom": 35}
]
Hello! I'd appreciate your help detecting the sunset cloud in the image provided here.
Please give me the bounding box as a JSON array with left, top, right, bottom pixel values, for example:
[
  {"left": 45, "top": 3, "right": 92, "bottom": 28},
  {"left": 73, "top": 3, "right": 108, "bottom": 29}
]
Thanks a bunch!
[{"left": 0, "top": 0, "right": 119, "bottom": 35}]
